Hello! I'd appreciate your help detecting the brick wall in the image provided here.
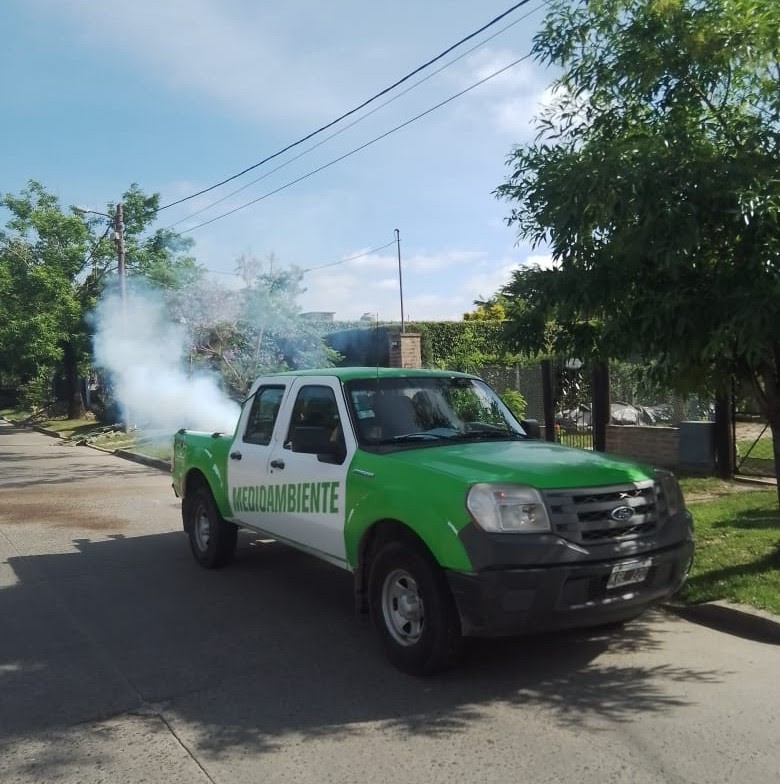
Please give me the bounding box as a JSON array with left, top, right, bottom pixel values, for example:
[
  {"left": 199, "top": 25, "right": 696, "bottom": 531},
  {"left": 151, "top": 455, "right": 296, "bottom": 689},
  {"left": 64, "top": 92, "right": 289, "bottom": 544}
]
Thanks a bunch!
[
  {"left": 387, "top": 332, "right": 422, "bottom": 369},
  {"left": 606, "top": 425, "right": 679, "bottom": 468}
]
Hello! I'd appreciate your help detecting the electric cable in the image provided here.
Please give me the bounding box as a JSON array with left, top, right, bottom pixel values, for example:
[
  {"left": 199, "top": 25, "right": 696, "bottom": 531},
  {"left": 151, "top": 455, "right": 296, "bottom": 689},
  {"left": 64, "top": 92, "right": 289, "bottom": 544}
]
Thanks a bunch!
[
  {"left": 155, "top": 0, "right": 536, "bottom": 213},
  {"left": 198, "top": 240, "right": 397, "bottom": 277},
  {"left": 302, "top": 241, "right": 397, "bottom": 273},
  {"left": 179, "top": 52, "right": 531, "bottom": 235},
  {"left": 165, "top": 2, "right": 546, "bottom": 230}
]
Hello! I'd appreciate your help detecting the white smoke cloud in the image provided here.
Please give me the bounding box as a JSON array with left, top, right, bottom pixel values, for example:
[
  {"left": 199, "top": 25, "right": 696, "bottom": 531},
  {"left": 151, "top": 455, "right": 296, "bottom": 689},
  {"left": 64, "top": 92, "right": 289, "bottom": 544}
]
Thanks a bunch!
[{"left": 92, "top": 284, "right": 240, "bottom": 435}]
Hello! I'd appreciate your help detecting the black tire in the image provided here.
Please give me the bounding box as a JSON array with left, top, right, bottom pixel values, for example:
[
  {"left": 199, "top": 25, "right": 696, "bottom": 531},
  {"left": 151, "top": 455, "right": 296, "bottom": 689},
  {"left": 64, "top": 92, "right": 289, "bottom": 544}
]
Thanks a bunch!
[
  {"left": 368, "top": 539, "right": 462, "bottom": 675},
  {"left": 186, "top": 485, "right": 238, "bottom": 569}
]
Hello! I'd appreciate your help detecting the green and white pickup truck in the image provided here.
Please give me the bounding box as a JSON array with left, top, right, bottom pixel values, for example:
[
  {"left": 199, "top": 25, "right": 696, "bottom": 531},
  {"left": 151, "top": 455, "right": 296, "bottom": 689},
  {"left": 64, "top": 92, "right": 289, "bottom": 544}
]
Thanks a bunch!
[{"left": 172, "top": 367, "right": 694, "bottom": 674}]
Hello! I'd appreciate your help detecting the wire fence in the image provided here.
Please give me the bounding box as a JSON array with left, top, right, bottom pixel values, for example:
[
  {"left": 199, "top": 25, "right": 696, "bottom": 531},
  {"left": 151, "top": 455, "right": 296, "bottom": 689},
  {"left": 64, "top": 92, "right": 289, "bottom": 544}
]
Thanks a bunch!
[{"left": 479, "top": 360, "right": 718, "bottom": 453}]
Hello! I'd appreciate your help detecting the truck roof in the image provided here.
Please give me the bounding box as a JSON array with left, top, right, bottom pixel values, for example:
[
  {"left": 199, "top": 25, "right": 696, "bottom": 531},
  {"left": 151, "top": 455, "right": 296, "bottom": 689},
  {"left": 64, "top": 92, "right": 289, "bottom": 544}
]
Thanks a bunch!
[{"left": 268, "top": 367, "right": 476, "bottom": 382}]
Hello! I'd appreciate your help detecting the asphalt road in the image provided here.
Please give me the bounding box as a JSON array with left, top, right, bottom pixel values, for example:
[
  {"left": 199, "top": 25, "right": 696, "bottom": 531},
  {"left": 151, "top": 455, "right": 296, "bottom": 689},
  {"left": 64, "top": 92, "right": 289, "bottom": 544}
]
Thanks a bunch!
[{"left": 1, "top": 421, "right": 777, "bottom": 784}]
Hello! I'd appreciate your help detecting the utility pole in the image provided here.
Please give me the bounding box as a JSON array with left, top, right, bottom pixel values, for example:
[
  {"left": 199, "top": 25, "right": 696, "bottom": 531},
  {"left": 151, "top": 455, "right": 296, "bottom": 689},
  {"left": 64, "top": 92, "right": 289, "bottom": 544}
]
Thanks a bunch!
[
  {"left": 395, "top": 228, "right": 405, "bottom": 333},
  {"left": 114, "top": 202, "right": 126, "bottom": 309},
  {"left": 113, "top": 201, "right": 131, "bottom": 431}
]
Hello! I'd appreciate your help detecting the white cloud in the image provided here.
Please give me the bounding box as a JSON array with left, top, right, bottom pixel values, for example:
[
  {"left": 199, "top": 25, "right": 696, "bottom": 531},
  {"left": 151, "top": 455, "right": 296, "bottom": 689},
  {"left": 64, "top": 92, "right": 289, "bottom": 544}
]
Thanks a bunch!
[
  {"left": 523, "top": 253, "right": 557, "bottom": 270},
  {"left": 455, "top": 48, "right": 551, "bottom": 138},
  {"left": 404, "top": 292, "right": 471, "bottom": 322},
  {"left": 34, "top": 0, "right": 352, "bottom": 126},
  {"left": 461, "top": 258, "right": 522, "bottom": 300},
  {"left": 297, "top": 247, "right": 508, "bottom": 321}
]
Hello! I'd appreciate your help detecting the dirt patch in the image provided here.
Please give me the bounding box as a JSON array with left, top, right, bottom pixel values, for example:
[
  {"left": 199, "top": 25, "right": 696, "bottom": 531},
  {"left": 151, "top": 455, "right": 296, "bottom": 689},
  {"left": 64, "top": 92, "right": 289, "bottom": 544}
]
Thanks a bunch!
[
  {"left": 735, "top": 421, "right": 772, "bottom": 442},
  {"left": 0, "top": 497, "right": 125, "bottom": 530}
]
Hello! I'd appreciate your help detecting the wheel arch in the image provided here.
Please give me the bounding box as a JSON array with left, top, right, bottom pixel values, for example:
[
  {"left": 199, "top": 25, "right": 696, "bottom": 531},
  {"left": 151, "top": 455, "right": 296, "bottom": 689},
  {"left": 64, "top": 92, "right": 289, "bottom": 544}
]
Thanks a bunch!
[
  {"left": 354, "top": 519, "right": 435, "bottom": 613},
  {"left": 181, "top": 466, "right": 233, "bottom": 524}
]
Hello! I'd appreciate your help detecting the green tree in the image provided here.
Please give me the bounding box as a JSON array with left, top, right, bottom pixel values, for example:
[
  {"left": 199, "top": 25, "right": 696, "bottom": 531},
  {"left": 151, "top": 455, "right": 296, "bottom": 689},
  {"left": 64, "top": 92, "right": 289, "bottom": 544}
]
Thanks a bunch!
[
  {"left": 495, "top": 0, "right": 780, "bottom": 503},
  {"left": 169, "top": 254, "right": 340, "bottom": 399},
  {"left": 0, "top": 181, "right": 200, "bottom": 417},
  {"left": 463, "top": 294, "right": 508, "bottom": 321}
]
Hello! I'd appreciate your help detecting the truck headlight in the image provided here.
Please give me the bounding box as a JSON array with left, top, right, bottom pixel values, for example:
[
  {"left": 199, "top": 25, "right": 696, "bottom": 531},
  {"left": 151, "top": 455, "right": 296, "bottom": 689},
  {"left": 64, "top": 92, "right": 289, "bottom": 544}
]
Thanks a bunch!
[
  {"left": 466, "top": 484, "right": 551, "bottom": 533},
  {"left": 655, "top": 469, "right": 685, "bottom": 517}
]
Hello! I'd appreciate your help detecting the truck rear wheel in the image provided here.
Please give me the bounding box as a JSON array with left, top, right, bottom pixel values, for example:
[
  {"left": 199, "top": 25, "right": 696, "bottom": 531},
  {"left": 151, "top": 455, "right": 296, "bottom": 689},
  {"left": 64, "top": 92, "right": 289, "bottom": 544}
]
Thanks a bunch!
[
  {"left": 186, "top": 485, "right": 237, "bottom": 569},
  {"left": 368, "top": 540, "right": 462, "bottom": 675}
]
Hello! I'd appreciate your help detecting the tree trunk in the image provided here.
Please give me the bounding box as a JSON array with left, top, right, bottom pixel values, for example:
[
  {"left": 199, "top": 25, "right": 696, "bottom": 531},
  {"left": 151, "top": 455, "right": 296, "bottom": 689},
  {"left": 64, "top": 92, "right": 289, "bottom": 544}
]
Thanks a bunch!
[
  {"left": 62, "top": 341, "right": 85, "bottom": 420},
  {"left": 750, "top": 353, "right": 780, "bottom": 509},
  {"left": 770, "top": 416, "right": 780, "bottom": 510}
]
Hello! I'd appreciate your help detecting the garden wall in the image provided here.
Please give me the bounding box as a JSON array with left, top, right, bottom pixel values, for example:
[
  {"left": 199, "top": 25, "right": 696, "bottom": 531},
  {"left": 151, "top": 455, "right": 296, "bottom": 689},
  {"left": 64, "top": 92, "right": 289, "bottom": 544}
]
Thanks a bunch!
[{"left": 606, "top": 425, "right": 679, "bottom": 468}]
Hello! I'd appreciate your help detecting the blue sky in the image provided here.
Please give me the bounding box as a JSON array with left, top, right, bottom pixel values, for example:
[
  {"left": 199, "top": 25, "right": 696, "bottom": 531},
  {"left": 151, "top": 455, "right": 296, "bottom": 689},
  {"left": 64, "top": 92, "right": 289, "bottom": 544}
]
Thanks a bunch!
[{"left": 2, "top": 0, "right": 555, "bottom": 321}]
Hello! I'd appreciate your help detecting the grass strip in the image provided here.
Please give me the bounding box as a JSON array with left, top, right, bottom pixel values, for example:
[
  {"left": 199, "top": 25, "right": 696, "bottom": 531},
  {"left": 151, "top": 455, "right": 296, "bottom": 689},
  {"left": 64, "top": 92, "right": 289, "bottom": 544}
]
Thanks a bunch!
[{"left": 680, "top": 487, "right": 779, "bottom": 615}]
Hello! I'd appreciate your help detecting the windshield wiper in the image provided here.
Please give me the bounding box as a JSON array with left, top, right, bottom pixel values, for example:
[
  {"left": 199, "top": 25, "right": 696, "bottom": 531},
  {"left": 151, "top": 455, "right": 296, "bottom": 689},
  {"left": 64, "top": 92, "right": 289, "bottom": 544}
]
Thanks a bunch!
[
  {"left": 375, "top": 432, "right": 446, "bottom": 445},
  {"left": 450, "top": 430, "right": 525, "bottom": 441}
]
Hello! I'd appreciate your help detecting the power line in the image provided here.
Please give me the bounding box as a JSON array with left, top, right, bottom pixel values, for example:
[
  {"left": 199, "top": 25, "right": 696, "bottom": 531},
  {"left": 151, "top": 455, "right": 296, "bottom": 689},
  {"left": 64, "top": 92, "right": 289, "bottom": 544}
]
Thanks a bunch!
[
  {"left": 198, "top": 240, "right": 397, "bottom": 278},
  {"left": 179, "top": 52, "right": 532, "bottom": 235},
  {"left": 156, "top": 0, "right": 536, "bottom": 213},
  {"left": 302, "top": 241, "right": 397, "bottom": 273},
  {"left": 165, "top": 2, "right": 546, "bottom": 231}
]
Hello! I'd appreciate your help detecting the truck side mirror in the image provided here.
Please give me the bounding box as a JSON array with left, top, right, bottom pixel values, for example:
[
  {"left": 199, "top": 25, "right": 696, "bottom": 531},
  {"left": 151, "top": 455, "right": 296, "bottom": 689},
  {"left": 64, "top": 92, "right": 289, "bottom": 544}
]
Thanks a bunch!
[{"left": 521, "top": 419, "right": 540, "bottom": 439}]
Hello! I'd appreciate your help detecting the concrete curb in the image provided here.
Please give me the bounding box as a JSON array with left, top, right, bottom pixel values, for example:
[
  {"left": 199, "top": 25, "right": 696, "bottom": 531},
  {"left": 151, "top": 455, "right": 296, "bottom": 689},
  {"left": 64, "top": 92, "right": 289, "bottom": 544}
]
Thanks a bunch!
[
  {"left": 32, "top": 425, "right": 66, "bottom": 439},
  {"left": 113, "top": 449, "right": 171, "bottom": 472},
  {"left": 24, "top": 421, "right": 172, "bottom": 473},
  {"left": 663, "top": 601, "right": 780, "bottom": 645}
]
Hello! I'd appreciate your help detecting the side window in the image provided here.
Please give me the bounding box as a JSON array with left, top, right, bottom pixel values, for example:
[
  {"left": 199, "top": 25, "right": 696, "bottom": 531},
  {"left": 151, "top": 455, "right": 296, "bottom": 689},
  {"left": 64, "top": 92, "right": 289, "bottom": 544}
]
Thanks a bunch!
[
  {"left": 243, "top": 386, "right": 285, "bottom": 445},
  {"left": 286, "top": 385, "right": 345, "bottom": 463}
]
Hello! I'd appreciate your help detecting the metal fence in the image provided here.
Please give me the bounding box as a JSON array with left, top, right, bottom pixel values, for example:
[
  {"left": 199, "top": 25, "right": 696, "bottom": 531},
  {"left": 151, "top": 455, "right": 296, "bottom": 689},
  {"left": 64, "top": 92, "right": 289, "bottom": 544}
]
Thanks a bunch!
[
  {"left": 733, "top": 382, "right": 775, "bottom": 477},
  {"left": 609, "top": 362, "right": 714, "bottom": 427},
  {"left": 479, "top": 363, "right": 545, "bottom": 422},
  {"left": 479, "top": 361, "right": 595, "bottom": 450}
]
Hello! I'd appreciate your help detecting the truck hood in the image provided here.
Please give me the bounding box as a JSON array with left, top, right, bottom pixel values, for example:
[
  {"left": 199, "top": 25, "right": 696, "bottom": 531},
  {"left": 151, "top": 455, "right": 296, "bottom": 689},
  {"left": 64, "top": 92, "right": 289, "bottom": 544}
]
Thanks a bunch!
[{"left": 378, "top": 439, "right": 653, "bottom": 489}]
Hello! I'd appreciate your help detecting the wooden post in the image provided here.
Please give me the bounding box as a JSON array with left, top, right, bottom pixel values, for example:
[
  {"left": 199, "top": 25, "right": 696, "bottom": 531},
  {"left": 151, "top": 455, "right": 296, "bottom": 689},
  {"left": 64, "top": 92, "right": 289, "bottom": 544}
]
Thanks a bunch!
[
  {"left": 592, "top": 361, "right": 610, "bottom": 452},
  {"left": 714, "top": 391, "right": 734, "bottom": 478},
  {"left": 541, "top": 359, "right": 556, "bottom": 442}
]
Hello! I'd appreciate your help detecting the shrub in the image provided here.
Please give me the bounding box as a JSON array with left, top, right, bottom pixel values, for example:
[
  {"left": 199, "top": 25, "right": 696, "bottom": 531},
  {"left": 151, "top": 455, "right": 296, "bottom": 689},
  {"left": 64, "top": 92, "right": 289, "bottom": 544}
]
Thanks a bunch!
[{"left": 499, "top": 388, "right": 527, "bottom": 420}]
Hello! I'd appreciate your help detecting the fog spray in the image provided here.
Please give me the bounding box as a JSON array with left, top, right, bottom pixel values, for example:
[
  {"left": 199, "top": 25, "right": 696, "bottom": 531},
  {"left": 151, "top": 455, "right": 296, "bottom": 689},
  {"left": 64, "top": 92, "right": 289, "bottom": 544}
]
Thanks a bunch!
[{"left": 92, "top": 284, "right": 240, "bottom": 435}]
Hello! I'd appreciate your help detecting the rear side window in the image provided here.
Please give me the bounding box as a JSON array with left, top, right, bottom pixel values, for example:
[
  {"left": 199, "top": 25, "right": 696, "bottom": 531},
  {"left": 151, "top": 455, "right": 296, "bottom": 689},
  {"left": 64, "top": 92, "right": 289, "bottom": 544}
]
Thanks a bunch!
[{"left": 243, "top": 386, "right": 285, "bottom": 445}]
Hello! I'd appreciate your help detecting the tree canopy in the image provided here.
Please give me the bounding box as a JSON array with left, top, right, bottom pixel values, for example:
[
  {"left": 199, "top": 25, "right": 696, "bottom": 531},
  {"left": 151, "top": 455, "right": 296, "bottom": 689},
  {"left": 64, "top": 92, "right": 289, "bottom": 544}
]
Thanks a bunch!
[
  {"left": 0, "top": 181, "right": 200, "bottom": 415},
  {"left": 463, "top": 294, "right": 508, "bottom": 321},
  {"left": 166, "top": 254, "right": 341, "bottom": 399},
  {"left": 495, "top": 0, "right": 780, "bottom": 499}
]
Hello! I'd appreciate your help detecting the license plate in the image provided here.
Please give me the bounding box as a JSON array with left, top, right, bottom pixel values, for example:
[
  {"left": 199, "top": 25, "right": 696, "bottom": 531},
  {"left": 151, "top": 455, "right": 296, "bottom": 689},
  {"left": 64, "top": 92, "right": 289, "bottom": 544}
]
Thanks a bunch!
[{"left": 607, "top": 559, "right": 652, "bottom": 590}]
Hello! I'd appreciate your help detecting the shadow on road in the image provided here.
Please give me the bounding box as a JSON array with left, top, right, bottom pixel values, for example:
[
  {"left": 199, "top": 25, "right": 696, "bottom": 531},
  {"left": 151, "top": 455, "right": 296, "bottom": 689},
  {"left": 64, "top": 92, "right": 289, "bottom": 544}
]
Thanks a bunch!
[{"left": 0, "top": 529, "right": 726, "bottom": 768}]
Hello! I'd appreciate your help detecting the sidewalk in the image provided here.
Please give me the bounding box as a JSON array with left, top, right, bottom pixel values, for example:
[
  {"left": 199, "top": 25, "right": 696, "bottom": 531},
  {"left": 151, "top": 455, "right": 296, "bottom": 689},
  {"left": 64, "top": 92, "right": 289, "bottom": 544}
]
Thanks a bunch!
[{"left": 662, "top": 600, "right": 780, "bottom": 645}]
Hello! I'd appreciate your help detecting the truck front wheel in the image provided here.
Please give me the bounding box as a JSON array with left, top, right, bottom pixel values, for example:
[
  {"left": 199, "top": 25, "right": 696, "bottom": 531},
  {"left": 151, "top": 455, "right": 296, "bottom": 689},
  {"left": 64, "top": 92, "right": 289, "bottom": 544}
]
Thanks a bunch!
[
  {"left": 368, "top": 540, "right": 462, "bottom": 675},
  {"left": 186, "top": 485, "right": 238, "bottom": 569}
]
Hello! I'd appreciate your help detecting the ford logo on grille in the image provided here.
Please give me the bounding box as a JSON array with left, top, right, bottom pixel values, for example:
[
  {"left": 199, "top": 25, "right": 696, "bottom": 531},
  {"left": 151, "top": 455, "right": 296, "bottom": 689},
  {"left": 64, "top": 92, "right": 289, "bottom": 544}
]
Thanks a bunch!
[{"left": 610, "top": 505, "right": 634, "bottom": 522}]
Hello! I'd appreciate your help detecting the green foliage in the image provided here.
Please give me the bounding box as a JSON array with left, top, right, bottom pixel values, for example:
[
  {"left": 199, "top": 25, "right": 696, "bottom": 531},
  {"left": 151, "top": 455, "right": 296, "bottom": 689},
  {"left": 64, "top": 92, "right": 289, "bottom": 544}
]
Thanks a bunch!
[
  {"left": 499, "top": 388, "right": 527, "bottom": 420},
  {"left": 169, "top": 255, "right": 341, "bottom": 399},
  {"left": 495, "top": 0, "right": 780, "bottom": 500},
  {"left": 406, "top": 320, "right": 522, "bottom": 371},
  {"left": 463, "top": 295, "right": 508, "bottom": 321},
  {"left": 681, "top": 488, "right": 780, "bottom": 614},
  {"left": 0, "top": 180, "right": 203, "bottom": 415},
  {"left": 323, "top": 319, "right": 535, "bottom": 376}
]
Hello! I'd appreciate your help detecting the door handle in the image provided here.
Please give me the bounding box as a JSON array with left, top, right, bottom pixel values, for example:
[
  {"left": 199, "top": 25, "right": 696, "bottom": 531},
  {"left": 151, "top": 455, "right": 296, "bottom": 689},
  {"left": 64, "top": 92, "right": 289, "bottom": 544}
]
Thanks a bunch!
[
  {"left": 270, "top": 459, "right": 285, "bottom": 470},
  {"left": 230, "top": 451, "right": 242, "bottom": 460}
]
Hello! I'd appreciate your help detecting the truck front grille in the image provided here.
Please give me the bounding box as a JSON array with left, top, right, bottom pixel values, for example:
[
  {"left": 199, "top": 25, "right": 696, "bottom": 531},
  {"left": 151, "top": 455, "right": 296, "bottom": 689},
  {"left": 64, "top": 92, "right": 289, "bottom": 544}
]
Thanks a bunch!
[{"left": 543, "top": 481, "right": 662, "bottom": 544}]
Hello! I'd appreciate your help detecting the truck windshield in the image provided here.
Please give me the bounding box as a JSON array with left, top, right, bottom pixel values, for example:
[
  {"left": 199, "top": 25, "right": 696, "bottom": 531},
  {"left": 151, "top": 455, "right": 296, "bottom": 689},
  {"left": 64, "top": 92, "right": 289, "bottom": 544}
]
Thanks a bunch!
[{"left": 344, "top": 376, "right": 526, "bottom": 447}]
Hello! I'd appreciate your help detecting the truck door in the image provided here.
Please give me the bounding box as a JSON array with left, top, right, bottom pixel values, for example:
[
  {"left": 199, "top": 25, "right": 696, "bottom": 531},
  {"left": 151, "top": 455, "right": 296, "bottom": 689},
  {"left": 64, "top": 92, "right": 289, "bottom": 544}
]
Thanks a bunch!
[
  {"left": 261, "top": 378, "right": 354, "bottom": 567},
  {"left": 226, "top": 382, "right": 287, "bottom": 528}
]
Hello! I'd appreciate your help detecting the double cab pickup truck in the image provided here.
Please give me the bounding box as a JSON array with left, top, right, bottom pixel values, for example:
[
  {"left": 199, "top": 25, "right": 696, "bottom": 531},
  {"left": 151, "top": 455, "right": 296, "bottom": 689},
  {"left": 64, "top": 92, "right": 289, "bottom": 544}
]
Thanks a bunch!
[{"left": 172, "top": 367, "right": 694, "bottom": 674}]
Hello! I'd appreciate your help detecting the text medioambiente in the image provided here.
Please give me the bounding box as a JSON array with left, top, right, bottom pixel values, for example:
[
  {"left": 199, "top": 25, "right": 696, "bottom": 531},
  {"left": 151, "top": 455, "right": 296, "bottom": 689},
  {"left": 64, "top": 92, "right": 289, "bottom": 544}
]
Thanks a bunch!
[{"left": 231, "top": 481, "right": 340, "bottom": 515}]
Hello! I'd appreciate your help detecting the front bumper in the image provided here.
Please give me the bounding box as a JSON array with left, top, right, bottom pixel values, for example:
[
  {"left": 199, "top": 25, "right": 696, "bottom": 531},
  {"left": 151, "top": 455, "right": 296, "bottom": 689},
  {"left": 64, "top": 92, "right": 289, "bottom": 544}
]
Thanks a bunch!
[{"left": 447, "top": 539, "right": 694, "bottom": 637}]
